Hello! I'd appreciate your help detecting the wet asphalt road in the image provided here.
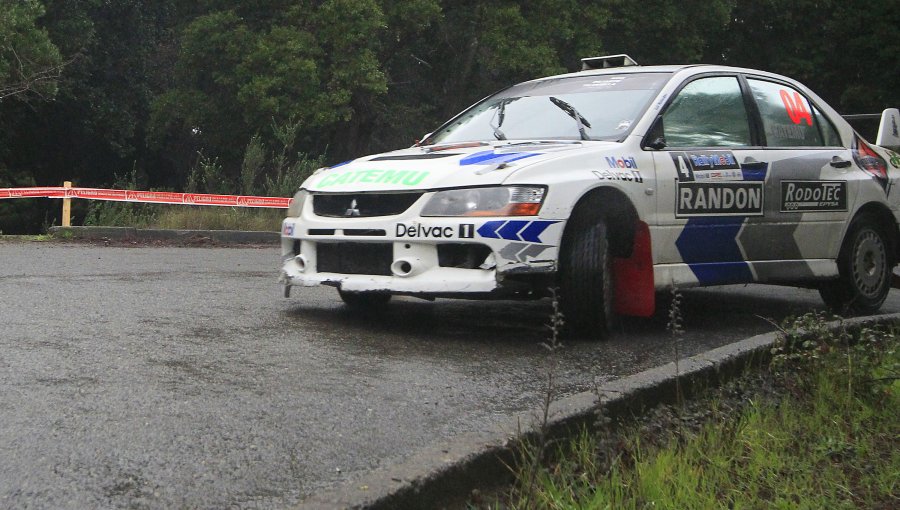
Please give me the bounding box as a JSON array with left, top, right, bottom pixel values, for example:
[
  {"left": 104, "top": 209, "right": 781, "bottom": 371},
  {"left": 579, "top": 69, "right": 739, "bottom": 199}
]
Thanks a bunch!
[{"left": 2, "top": 241, "right": 899, "bottom": 509}]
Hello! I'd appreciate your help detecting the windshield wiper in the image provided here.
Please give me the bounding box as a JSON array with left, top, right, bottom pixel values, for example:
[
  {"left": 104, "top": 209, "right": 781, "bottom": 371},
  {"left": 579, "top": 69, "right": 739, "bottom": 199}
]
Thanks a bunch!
[
  {"left": 549, "top": 96, "right": 592, "bottom": 140},
  {"left": 490, "top": 100, "right": 508, "bottom": 140}
]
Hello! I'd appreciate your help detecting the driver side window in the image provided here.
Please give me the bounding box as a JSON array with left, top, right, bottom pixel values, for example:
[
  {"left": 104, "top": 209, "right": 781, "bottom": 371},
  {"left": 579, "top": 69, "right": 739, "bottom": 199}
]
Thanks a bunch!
[{"left": 662, "top": 76, "right": 752, "bottom": 148}]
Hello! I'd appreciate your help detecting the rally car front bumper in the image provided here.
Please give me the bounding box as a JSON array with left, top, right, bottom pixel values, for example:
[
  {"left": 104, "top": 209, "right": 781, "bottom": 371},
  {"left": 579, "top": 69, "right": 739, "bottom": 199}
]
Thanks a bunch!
[{"left": 279, "top": 214, "right": 561, "bottom": 297}]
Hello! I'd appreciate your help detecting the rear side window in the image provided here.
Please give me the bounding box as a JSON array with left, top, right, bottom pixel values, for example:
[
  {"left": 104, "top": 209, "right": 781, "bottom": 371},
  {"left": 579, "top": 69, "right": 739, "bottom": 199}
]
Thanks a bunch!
[
  {"left": 661, "top": 76, "right": 751, "bottom": 148},
  {"left": 747, "top": 79, "right": 841, "bottom": 147}
]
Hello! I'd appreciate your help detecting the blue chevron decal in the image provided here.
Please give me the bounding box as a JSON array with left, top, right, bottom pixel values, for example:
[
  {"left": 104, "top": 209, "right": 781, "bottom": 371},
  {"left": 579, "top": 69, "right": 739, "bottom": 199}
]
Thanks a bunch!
[
  {"left": 498, "top": 221, "right": 529, "bottom": 240},
  {"left": 519, "top": 221, "right": 558, "bottom": 243},
  {"left": 676, "top": 217, "right": 752, "bottom": 284},
  {"left": 476, "top": 220, "right": 559, "bottom": 244},
  {"left": 477, "top": 221, "right": 505, "bottom": 239}
]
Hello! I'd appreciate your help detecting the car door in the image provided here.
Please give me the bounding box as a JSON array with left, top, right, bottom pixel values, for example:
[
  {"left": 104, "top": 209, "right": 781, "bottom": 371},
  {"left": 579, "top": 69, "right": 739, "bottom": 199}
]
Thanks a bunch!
[
  {"left": 738, "top": 77, "right": 855, "bottom": 283},
  {"left": 649, "top": 74, "right": 770, "bottom": 286}
]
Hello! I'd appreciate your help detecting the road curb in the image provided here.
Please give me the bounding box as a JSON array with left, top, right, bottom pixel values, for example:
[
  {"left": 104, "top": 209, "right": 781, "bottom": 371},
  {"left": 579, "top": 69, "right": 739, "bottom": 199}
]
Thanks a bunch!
[
  {"left": 297, "top": 312, "right": 900, "bottom": 509},
  {"left": 48, "top": 226, "right": 279, "bottom": 244}
]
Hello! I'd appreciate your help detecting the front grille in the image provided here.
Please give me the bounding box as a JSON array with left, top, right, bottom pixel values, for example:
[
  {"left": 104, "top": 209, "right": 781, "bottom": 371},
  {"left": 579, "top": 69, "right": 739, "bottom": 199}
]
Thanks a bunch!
[
  {"left": 312, "top": 192, "right": 423, "bottom": 217},
  {"left": 317, "top": 243, "right": 392, "bottom": 275}
]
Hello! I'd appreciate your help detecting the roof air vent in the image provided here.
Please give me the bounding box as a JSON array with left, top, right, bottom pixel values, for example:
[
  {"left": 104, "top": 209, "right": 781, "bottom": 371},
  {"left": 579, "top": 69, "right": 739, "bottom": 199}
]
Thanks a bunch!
[{"left": 581, "top": 54, "right": 639, "bottom": 71}]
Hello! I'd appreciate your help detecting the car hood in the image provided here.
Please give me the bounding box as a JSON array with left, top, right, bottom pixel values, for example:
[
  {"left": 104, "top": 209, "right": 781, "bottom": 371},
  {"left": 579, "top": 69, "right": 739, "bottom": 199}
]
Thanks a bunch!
[{"left": 303, "top": 141, "right": 617, "bottom": 192}]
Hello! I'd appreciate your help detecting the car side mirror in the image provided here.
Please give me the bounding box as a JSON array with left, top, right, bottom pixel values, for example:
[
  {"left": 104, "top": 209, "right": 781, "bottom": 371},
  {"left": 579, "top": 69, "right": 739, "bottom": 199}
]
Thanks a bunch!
[
  {"left": 647, "top": 136, "right": 667, "bottom": 150},
  {"left": 644, "top": 117, "right": 666, "bottom": 150}
]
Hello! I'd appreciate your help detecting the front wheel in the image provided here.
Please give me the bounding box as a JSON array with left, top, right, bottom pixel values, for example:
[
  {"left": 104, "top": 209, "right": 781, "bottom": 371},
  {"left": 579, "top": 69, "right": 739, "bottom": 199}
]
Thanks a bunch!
[
  {"left": 558, "top": 217, "right": 615, "bottom": 340},
  {"left": 819, "top": 214, "right": 892, "bottom": 315},
  {"left": 338, "top": 289, "right": 392, "bottom": 308}
]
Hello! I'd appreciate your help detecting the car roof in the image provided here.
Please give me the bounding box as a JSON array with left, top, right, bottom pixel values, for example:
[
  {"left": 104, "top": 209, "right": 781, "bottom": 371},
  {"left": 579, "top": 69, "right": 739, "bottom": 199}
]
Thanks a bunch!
[{"left": 530, "top": 64, "right": 794, "bottom": 85}]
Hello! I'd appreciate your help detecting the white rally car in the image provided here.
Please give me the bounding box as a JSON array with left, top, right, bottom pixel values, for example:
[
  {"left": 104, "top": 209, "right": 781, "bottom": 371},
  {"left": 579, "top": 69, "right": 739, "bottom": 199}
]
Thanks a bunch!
[{"left": 280, "top": 55, "right": 900, "bottom": 338}]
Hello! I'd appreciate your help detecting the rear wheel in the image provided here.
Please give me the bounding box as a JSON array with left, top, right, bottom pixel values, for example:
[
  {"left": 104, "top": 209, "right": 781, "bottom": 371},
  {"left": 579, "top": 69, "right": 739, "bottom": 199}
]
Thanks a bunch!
[
  {"left": 819, "top": 214, "right": 892, "bottom": 315},
  {"left": 338, "top": 289, "right": 392, "bottom": 308},
  {"left": 558, "top": 212, "right": 615, "bottom": 340}
]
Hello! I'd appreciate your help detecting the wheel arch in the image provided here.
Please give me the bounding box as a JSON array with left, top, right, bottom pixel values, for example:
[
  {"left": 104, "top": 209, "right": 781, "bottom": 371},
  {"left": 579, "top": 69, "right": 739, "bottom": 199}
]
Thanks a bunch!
[
  {"left": 850, "top": 201, "right": 899, "bottom": 265},
  {"left": 562, "top": 185, "right": 639, "bottom": 258},
  {"left": 560, "top": 185, "right": 656, "bottom": 317}
]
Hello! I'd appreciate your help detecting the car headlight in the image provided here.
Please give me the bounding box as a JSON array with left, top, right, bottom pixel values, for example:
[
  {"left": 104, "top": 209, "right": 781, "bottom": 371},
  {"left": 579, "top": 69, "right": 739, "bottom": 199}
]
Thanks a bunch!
[
  {"left": 286, "top": 189, "right": 309, "bottom": 217},
  {"left": 421, "top": 186, "right": 545, "bottom": 217}
]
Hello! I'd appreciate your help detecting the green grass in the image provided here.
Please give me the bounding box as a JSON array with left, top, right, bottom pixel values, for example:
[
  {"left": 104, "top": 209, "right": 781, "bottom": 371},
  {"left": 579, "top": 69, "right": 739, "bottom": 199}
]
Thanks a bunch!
[
  {"left": 150, "top": 206, "right": 283, "bottom": 231},
  {"left": 82, "top": 202, "right": 284, "bottom": 231},
  {"left": 492, "top": 319, "right": 900, "bottom": 509},
  {"left": 0, "top": 234, "right": 52, "bottom": 242}
]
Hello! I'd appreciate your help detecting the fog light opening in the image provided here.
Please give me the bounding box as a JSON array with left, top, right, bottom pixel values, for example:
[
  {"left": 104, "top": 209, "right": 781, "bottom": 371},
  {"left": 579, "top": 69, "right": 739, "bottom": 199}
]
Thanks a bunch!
[
  {"left": 391, "top": 258, "right": 420, "bottom": 277},
  {"left": 294, "top": 254, "right": 308, "bottom": 272}
]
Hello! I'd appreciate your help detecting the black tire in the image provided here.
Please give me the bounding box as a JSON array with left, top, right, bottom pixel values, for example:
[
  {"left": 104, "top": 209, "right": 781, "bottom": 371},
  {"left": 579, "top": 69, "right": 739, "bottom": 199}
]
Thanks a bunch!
[
  {"left": 338, "top": 289, "right": 392, "bottom": 308},
  {"left": 558, "top": 212, "right": 615, "bottom": 340},
  {"left": 819, "top": 214, "right": 892, "bottom": 315}
]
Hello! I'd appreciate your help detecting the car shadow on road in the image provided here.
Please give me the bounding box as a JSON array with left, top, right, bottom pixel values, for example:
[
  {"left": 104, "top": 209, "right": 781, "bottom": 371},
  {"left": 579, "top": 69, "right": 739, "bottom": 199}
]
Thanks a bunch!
[
  {"left": 281, "top": 284, "right": 829, "bottom": 352},
  {"left": 283, "top": 296, "right": 552, "bottom": 346}
]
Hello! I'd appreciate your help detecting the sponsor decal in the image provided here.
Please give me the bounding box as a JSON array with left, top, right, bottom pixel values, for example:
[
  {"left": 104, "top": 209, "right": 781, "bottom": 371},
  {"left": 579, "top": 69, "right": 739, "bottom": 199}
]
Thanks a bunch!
[
  {"left": 184, "top": 193, "right": 238, "bottom": 206},
  {"left": 780, "top": 181, "right": 847, "bottom": 212},
  {"left": 317, "top": 169, "right": 429, "bottom": 188},
  {"left": 695, "top": 169, "right": 743, "bottom": 181},
  {"left": 888, "top": 150, "right": 900, "bottom": 169},
  {"left": 236, "top": 196, "right": 292, "bottom": 207},
  {"left": 71, "top": 188, "right": 127, "bottom": 200},
  {"left": 852, "top": 135, "right": 890, "bottom": 194},
  {"left": 593, "top": 169, "right": 644, "bottom": 183},
  {"left": 779, "top": 89, "right": 813, "bottom": 126},
  {"left": 395, "top": 223, "right": 475, "bottom": 239},
  {"left": 459, "top": 150, "right": 539, "bottom": 166},
  {"left": 688, "top": 152, "right": 739, "bottom": 170},
  {"left": 671, "top": 151, "right": 741, "bottom": 182},
  {"left": 125, "top": 190, "right": 184, "bottom": 203},
  {"left": 282, "top": 223, "right": 295, "bottom": 236},
  {"left": 767, "top": 123, "right": 808, "bottom": 141},
  {"left": 477, "top": 220, "right": 559, "bottom": 244},
  {"left": 6, "top": 187, "right": 66, "bottom": 198},
  {"left": 676, "top": 182, "right": 764, "bottom": 217},
  {"left": 605, "top": 156, "right": 638, "bottom": 169},
  {"left": 653, "top": 93, "right": 669, "bottom": 111}
]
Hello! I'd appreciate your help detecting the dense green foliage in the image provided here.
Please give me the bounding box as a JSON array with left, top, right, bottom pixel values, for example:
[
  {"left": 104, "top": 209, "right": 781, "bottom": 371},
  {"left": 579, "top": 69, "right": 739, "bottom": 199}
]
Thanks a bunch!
[
  {"left": 1, "top": 0, "right": 899, "bottom": 232},
  {"left": 0, "top": 0, "right": 62, "bottom": 100}
]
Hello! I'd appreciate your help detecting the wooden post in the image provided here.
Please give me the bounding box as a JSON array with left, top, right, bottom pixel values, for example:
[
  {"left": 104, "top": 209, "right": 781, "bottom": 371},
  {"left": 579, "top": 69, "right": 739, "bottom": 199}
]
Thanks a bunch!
[{"left": 62, "top": 181, "right": 72, "bottom": 227}]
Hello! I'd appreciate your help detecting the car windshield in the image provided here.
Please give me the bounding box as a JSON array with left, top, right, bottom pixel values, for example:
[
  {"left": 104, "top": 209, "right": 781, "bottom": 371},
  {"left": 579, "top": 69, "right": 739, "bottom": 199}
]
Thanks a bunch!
[{"left": 425, "top": 72, "right": 672, "bottom": 144}]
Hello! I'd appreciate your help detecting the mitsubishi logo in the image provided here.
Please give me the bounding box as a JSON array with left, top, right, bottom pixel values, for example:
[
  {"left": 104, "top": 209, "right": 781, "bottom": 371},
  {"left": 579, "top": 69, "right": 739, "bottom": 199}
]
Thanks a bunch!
[{"left": 345, "top": 199, "right": 361, "bottom": 217}]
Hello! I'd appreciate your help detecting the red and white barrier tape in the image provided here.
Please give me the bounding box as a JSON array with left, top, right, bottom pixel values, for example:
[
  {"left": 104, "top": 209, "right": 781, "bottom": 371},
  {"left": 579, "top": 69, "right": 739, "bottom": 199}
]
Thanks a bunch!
[{"left": 0, "top": 187, "right": 292, "bottom": 208}]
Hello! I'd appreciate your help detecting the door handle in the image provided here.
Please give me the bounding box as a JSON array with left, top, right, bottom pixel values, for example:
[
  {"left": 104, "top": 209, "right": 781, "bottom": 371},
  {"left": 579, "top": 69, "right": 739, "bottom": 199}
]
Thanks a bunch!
[{"left": 830, "top": 156, "right": 852, "bottom": 168}]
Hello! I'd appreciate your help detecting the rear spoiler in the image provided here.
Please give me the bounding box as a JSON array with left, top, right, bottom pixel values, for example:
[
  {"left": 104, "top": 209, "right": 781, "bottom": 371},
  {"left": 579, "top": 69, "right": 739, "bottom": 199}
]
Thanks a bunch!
[{"left": 843, "top": 108, "right": 900, "bottom": 149}]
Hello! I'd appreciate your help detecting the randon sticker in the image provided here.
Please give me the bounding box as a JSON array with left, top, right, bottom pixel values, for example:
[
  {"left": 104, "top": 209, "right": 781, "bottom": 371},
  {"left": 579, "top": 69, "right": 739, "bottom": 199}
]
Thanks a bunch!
[{"left": 677, "top": 182, "right": 764, "bottom": 217}]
